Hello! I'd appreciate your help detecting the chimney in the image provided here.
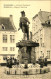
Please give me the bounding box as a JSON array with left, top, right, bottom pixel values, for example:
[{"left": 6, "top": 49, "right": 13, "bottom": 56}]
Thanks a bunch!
[
  {"left": 9, "top": 15, "right": 16, "bottom": 30},
  {"left": 39, "top": 9, "right": 42, "bottom": 17},
  {"left": 9, "top": 15, "right": 14, "bottom": 26},
  {"left": 10, "top": 15, "right": 13, "bottom": 22},
  {"left": 40, "top": 9, "right": 41, "bottom": 11},
  {"left": 10, "top": 15, "right": 13, "bottom": 18}
]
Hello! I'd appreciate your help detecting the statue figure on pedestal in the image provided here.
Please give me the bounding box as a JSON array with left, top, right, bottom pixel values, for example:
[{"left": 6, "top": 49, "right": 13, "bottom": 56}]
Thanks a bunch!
[{"left": 18, "top": 11, "right": 30, "bottom": 40}]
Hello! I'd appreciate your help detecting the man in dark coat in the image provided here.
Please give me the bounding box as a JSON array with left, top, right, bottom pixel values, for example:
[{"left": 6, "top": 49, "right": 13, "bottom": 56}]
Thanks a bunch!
[{"left": 18, "top": 11, "right": 30, "bottom": 40}]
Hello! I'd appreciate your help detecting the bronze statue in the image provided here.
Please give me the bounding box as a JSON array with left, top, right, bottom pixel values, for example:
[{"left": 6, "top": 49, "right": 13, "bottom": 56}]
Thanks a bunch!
[{"left": 18, "top": 11, "right": 30, "bottom": 40}]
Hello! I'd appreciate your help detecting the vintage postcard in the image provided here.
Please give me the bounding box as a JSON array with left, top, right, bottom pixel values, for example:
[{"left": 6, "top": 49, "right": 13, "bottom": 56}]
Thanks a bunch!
[{"left": 0, "top": 0, "right": 51, "bottom": 79}]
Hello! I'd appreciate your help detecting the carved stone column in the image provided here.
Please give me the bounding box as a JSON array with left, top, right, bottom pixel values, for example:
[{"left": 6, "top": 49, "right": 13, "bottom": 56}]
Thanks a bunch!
[{"left": 31, "top": 47, "right": 36, "bottom": 64}]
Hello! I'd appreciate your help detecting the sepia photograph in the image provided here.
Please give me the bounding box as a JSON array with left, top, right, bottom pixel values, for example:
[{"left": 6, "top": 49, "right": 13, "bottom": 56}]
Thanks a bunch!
[{"left": 0, "top": 0, "right": 51, "bottom": 79}]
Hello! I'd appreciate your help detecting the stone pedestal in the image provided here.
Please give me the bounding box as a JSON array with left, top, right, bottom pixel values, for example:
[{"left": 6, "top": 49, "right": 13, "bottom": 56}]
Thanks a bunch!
[
  {"left": 16, "top": 40, "right": 39, "bottom": 64},
  {"left": 31, "top": 47, "right": 36, "bottom": 64}
]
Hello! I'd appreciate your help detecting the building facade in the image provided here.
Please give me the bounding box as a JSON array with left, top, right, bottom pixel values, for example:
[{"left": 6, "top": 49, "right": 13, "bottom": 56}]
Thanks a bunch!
[
  {"left": 32, "top": 10, "right": 51, "bottom": 61},
  {"left": 0, "top": 15, "right": 17, "bottom": 63}
]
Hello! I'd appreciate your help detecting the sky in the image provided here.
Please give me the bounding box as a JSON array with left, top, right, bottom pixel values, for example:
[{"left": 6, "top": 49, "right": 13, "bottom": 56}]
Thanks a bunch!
[{"left": 0, "top": 0, "right": 51, "bottom": 41}]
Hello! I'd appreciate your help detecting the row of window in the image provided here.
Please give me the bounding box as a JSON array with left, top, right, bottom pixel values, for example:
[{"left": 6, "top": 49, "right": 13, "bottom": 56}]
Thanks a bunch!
[
  {"left": 34, "top": 37, "right": 44, "bottom": 47},
  {"left": 3, "top": 35, "right": 15, "bottom": 43},
  {"left": 40, "top": 51, "right": 50, "bottom": 58},
  {"left": 2, "top": 47, "right": 15, "bottom": 51}
]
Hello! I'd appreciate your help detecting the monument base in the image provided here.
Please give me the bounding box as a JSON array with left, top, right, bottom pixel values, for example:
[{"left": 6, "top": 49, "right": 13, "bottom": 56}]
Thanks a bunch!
[
  {"left": 4, "top": 64, "right": 50, "bottom": 75},
  {"left": 16, "top": 40, "right": 39, "bottom": 64}
]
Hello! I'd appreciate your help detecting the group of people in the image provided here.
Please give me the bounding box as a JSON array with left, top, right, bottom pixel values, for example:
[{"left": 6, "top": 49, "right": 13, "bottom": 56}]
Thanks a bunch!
[
  {"left": 6, "top": 57, "right": 19, "bottom": 68},
  {"left": 38, "top": 57, "right": 47, "bottom": 68}
]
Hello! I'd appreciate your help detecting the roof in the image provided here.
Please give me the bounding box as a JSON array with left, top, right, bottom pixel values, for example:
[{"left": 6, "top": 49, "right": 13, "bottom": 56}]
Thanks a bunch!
[
  {"left": 0, "top": 16, "right": 17, "bottom": 31},
  {"left": 33, "top": 11, "right": 51, "bottom": 24},
  {"left": 38, "top": 11, "right": 51, "bottom": 23}
]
